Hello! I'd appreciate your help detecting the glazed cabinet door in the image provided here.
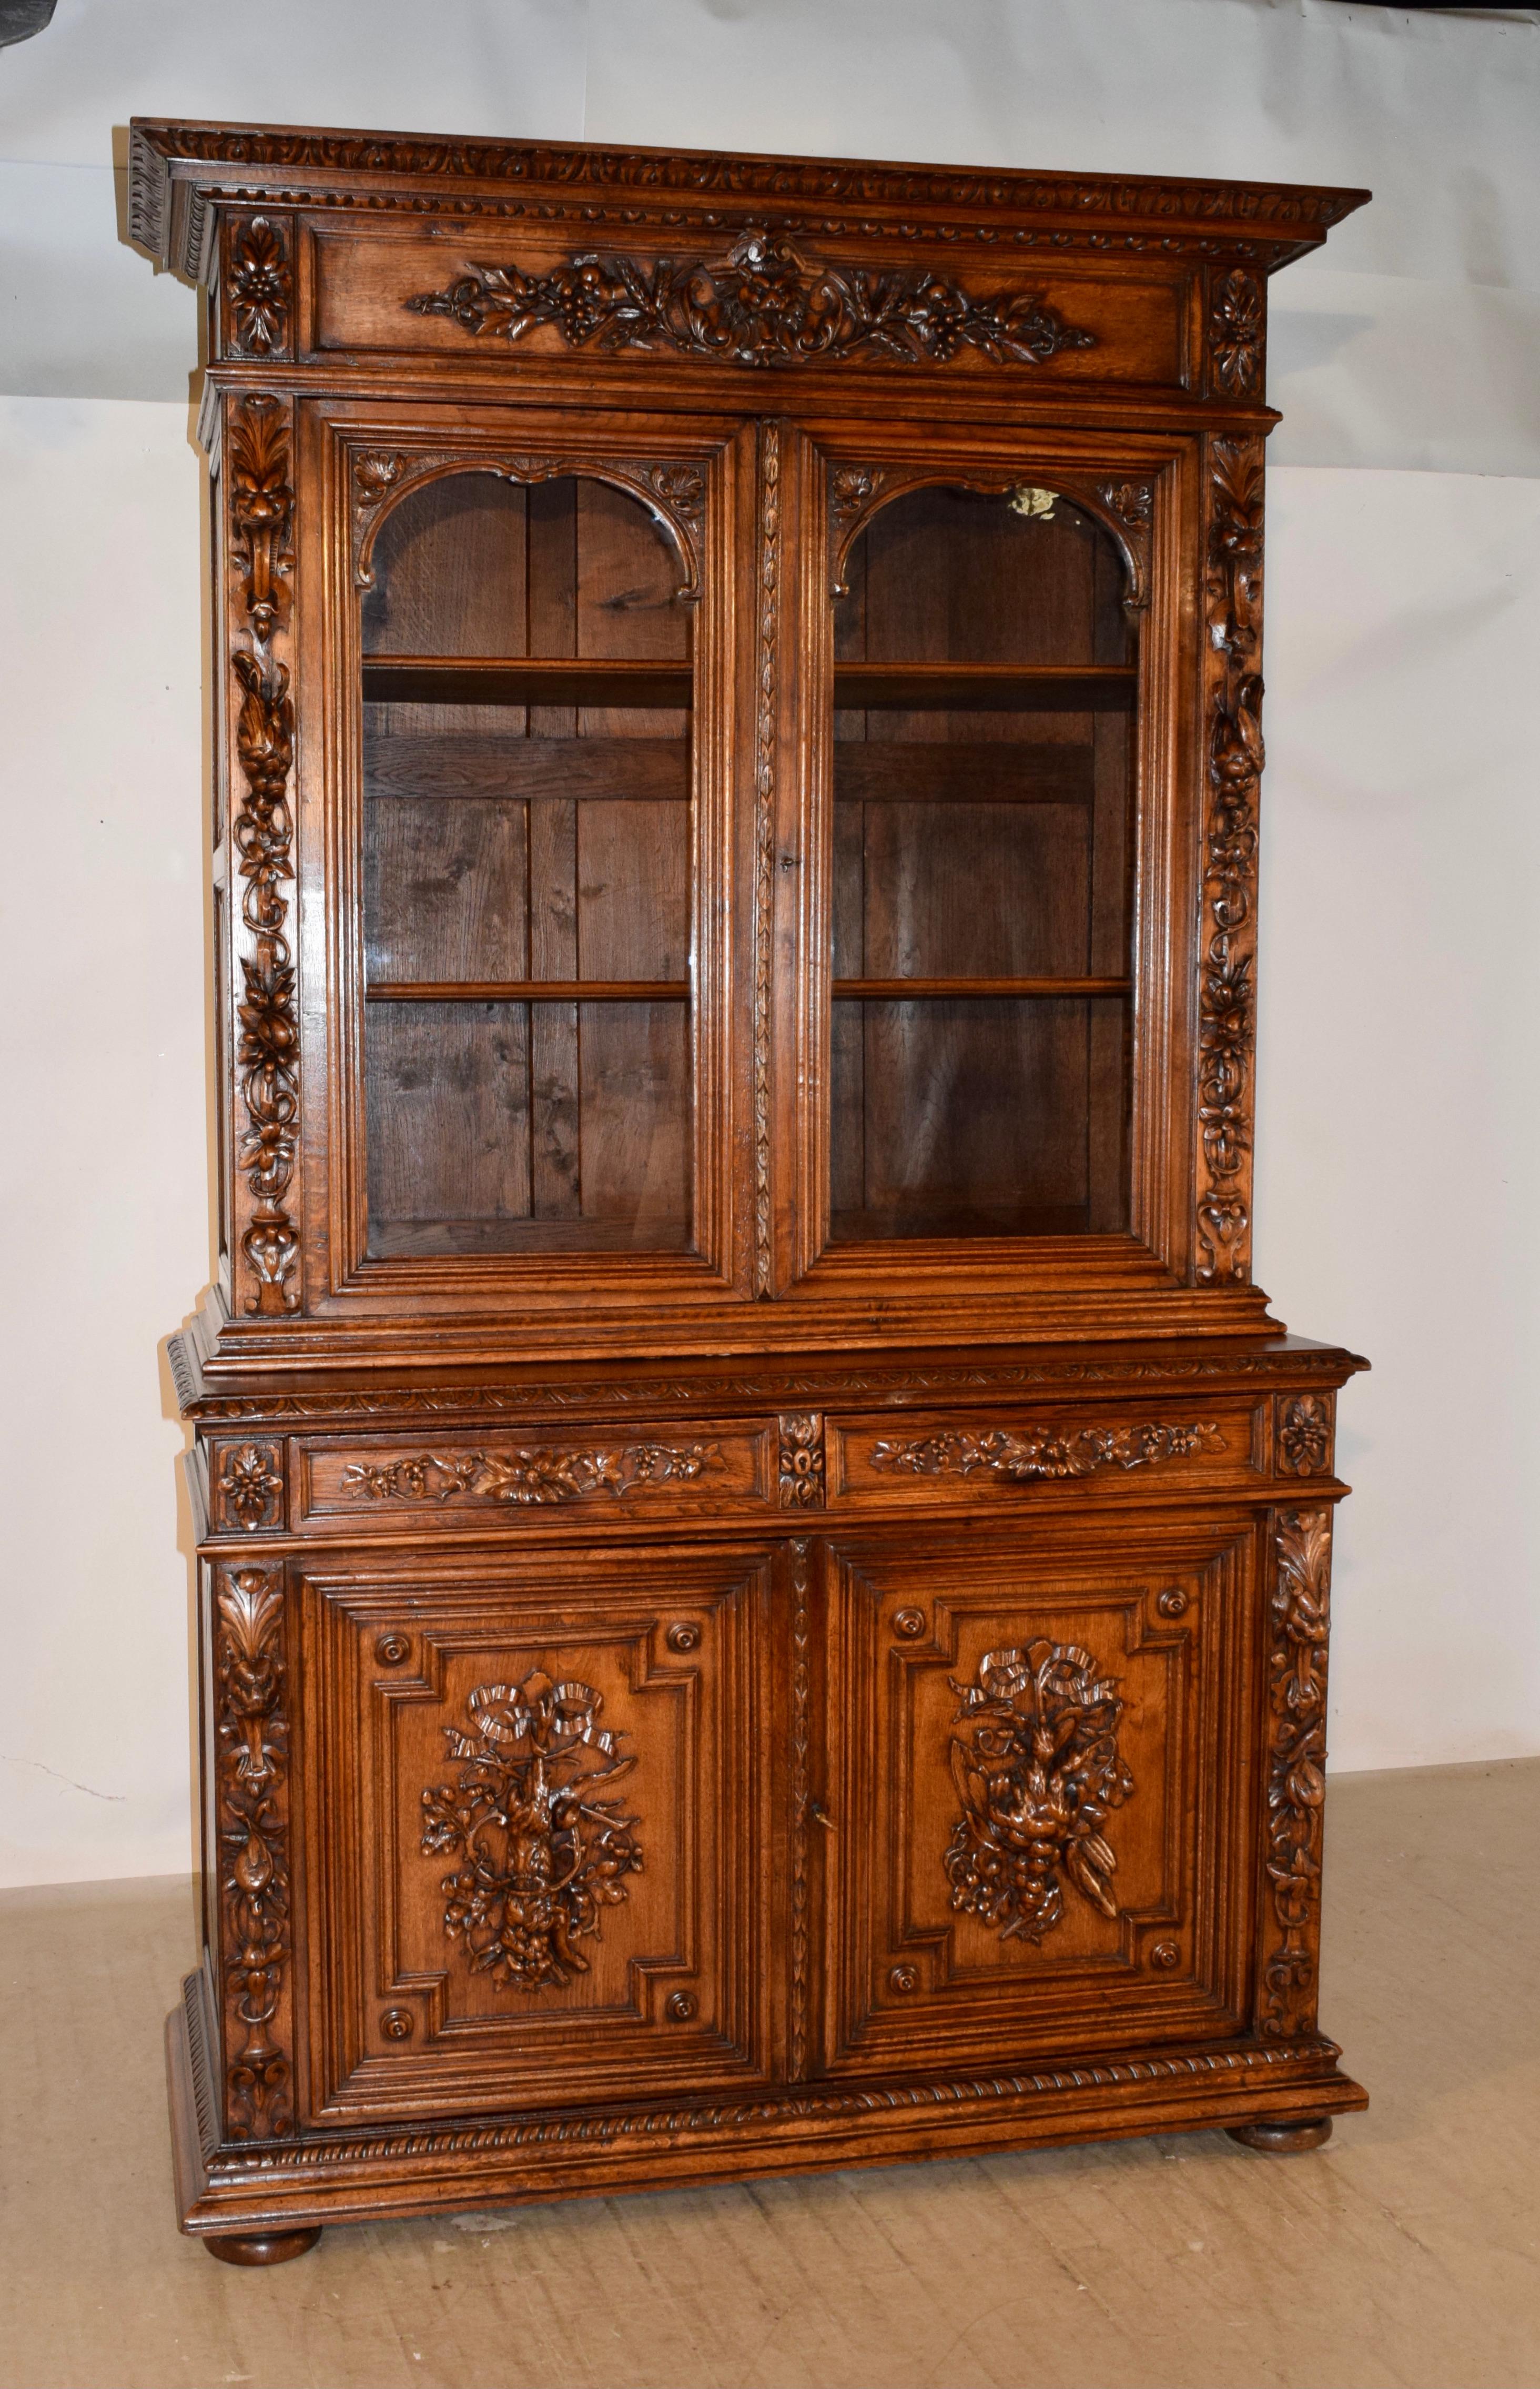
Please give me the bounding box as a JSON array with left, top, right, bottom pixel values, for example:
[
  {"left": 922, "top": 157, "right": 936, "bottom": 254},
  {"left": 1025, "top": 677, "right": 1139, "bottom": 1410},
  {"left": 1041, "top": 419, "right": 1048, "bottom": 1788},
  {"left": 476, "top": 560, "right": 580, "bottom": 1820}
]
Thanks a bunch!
[
  {"left": 296, "top": 1544, "right": 774, "bottom": 2124},
  {"left": 816, "top": 1517, "right": 1260, "bottom": 2079}
]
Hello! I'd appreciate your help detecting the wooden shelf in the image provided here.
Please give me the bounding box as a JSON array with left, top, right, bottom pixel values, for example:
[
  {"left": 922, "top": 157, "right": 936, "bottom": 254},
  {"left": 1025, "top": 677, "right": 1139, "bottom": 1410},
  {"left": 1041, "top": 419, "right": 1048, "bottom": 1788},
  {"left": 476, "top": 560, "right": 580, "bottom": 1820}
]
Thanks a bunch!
[
  {"left": 833, "top": 663, "right": 1136, "bottom": 712},
  {"left": 833, "top": 976, "right": 1131, "bottom": 1000},
  {"left": 367, "top": 980, "right": 690, "bottom": 1004},
  {"left": 362, "top": 657, "right": 693, "bottom": 708}
]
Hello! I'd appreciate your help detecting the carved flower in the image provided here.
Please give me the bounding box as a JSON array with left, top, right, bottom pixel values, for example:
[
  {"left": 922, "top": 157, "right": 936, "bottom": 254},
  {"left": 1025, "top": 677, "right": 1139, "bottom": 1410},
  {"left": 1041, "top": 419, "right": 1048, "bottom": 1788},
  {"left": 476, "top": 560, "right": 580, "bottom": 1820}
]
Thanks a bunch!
[
  {"left": 1209, "top": 270, "right": 1263, "bottom": 396},
  {"left": 1279, "top": 1398, "right": 1330, "bottom": 1477},
  {"left": 238, "top": 955, "right": 298, "bottom": 1070},
  {"left": 229, "top": 220, "right": 290, "bottom": 356},
  {"left": 219, "top": 1444, "right": 283, "bottom": 1530}
]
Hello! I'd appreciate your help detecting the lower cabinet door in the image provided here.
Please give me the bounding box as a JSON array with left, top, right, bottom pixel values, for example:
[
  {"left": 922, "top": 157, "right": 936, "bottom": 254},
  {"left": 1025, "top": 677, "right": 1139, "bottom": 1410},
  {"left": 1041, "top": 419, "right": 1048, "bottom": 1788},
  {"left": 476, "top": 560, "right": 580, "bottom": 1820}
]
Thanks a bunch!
[
  {"left": 297, "top": 1544, "right": 775, "bottom": 2124},
  {"left": 818, "top": 1517, "right": 1260, "bottom": 2077}
]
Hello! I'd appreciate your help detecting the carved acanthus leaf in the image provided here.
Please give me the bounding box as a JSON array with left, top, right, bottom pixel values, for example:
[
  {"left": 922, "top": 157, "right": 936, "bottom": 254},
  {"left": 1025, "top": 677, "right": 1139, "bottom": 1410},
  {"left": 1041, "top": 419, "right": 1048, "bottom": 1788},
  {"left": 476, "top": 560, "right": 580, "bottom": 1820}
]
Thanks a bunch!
[
  {"left": 215, "top": 1567, "right": 292, "bottom": 2138},
  {"left": 870, "top": 1420, "right": 1221, "bottom": 1482},
  {"left": 409, "top": 228, "right": 1097, "bottom": 371},
  {"left": 422, "top": 1674, "right": 642, "bottom": 1992},
  {"left": 946, "top": 1642, "right": 1133, "bottom": 1946},
  {"left": 341, "top": 1442, "right": 722, "bottom": 1505}
]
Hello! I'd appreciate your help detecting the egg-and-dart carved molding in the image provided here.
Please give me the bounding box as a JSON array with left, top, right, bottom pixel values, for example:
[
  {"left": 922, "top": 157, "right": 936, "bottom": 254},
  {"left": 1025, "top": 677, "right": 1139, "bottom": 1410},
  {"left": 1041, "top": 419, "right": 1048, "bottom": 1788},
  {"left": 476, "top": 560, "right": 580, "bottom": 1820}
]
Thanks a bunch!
[
  {"left": 1208, "top": 268, "right": 1264, "bottom": 398},
  {"left": 183, "top": 1344, "right": 1356, "bottom": 1424},
  {"left": 226, "top": 2039, "right": 1335, "bottom": 2173},
  {"left": 870, "top": 1419, "right": 1221, "bottom": 1483},
  {"left": 227, "top": 395, "right": 301, "bottom": 1317},
  {"left": 407, "top": 228, "right": 1097, "bottom": 372},
  {"left": 224, "top": 214, "right": 291, "bottom": 358},
  {"left": 947, "top": 1642, "right": 1133, "bottom": 1947},
  {"left": 212, "top": 1439, "right": 285, "bottom": 1532},
  {"left": 1260, "top": 1509, "right": 1333, "bottom": 2041},
  {"left": 1195, "top": 434, "right": 1264, "bottom": 1285},
  {"left": 340, "top": 1441, "right": 723, "bottom": 1506},
  {"left": 351, "top": 448, "right": 705, "bottom": 601},
  {"left": 827, "top": 462, "right": 1152, "bottom": 612},
  {"left": 214, "top": 1567, "right": 293, "bottom": 2139},
  {"left": 1277, "top": 1395, "right": 1331, "bottom": 1478},
  {"left": 421, "top": 1674, "right": 642, "bottom": 1994}
]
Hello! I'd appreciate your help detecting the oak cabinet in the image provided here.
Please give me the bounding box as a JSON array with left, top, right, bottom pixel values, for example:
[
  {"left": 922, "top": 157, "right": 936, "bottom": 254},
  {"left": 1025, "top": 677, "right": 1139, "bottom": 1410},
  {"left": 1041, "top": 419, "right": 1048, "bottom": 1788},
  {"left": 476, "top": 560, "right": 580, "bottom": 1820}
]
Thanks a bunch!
[{"left": 132, "top": 119, "right": 1371, "bottom": 2261}]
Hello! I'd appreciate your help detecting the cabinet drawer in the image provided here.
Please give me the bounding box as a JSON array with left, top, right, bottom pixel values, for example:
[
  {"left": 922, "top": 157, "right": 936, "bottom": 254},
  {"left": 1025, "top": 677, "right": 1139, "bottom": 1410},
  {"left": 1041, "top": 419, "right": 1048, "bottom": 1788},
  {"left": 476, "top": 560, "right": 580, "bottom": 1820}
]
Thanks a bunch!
[
  {"left": 293, "top": 1419, "right": 778, "bottom": 1533},
  {"left": 826, "top": 1399, "right": 1260, "bottom": 1510}
]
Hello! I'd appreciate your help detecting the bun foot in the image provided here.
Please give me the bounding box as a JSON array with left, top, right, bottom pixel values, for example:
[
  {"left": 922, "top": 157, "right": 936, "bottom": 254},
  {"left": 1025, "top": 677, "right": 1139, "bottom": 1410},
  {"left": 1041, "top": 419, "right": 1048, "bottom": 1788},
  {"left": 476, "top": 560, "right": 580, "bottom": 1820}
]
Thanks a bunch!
[
  {"left": 1227, "top": 2115, "right": 1333, "bottom": 2155},
  {"left": 204, "top": 2226, "right": 322, "bottom": 2266}
]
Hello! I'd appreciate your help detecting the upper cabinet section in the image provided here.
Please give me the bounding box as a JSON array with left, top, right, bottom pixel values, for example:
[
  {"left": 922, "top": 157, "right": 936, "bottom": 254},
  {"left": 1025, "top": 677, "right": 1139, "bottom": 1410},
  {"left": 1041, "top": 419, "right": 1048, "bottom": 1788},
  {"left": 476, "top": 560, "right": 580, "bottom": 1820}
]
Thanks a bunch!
[{"left": 128, "top": 123, "right": 1367, "bottom": 412}]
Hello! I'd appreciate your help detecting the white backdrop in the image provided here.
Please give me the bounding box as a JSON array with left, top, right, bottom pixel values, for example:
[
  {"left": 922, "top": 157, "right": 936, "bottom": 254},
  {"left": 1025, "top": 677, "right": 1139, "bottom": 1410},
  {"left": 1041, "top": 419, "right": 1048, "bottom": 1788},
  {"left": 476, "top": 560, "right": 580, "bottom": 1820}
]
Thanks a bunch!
[{"left": 2, "top": 0, "right": 1537, "bottom": 1885}]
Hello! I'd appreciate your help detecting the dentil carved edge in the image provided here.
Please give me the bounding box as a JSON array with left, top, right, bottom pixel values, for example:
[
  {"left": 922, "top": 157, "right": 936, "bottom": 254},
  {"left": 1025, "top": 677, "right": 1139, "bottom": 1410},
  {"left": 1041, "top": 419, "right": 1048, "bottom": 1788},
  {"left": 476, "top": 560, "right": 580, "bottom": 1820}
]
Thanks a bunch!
[
  {"left": 870, "top": 1419, "right": 1221, "bottom": 1482},
  {"left": 214, "top": 1567, "right": 293, "bottom": 2139},
  {"left": 421, "top": 1674, "right": 642, "bottom": 1993},
  {"left": 408, "top": 228, "right": 1098, "bottom": 371},
  {"left": 224, "top": 214, "right": 292, "bottom": 359},
  {"left": 227, "top": 395, "right": 301, "bottom": 1317},
  {"left": 340, "top": 1442, "right": 723, "bottom": 1505},
  {"left": 1195, "top": 434, "right": 1264, "bottom": 1285},
  {"left": 1259, "top": 1509, "right": 1332, "bottom": 2040}
]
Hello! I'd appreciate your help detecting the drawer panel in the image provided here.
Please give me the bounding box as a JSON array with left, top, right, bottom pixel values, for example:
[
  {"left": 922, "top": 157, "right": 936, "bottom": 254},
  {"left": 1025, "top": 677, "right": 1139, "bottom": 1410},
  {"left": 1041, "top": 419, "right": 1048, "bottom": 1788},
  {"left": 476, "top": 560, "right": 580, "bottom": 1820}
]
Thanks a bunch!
[
  {"left": 295, "top": 1419, "right": 777, "bottom": 1533},
  {"left": 826, "top": 1400, "right": 1262, "bottom": 1509}
]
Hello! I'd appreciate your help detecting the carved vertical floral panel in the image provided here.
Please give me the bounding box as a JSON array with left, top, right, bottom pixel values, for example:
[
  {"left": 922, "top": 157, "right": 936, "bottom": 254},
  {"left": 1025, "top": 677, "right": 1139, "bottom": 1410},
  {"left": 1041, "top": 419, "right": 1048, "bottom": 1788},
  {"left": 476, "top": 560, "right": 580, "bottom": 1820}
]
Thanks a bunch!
[
  {"left": 1259, "top": 1509, "right": 1332, "bottom": 2040},
  {"left": 227, "top": 395, "right": 301, "bottom": 1315},
  {"left": 752, "top": 419, "right": 782, "bottom": 1296},
  {"left": 215, "top": 1567, "right": 293, "bottom": 2137},
  {"left": 1194, "top": 435, "right": 1264, "bottom": 1284},
  {"left": 1207, "top": 269, "right": 1264, "bottom": 399},
  {"left": 223, "top": 214, "right": 293, "bottom": 361},
  {"left": 787, "top": 1537, "right": 812, "bottom": 2080}
]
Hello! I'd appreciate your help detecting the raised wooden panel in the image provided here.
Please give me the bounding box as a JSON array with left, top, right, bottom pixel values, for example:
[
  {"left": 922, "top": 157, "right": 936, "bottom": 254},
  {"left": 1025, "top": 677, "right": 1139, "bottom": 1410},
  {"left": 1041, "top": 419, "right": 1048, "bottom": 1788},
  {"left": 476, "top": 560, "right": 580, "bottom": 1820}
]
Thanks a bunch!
[
  {"left": 819, "top": 1519, "right": 1258, "bottom": 2076},
  {"left": 295, "top": 1422, "right": 778, "bottom": 1531},
  {"left": 299, "top": 1547, "right": 774, "bottom": 2120}
]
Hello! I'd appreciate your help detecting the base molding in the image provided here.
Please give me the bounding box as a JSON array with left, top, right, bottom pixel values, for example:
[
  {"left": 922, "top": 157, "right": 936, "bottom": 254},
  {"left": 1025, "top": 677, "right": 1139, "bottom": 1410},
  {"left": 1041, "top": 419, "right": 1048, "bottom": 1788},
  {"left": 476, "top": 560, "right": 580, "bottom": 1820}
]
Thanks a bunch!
[{"left": 168, "top": 1970, "right": 1366, "bottom": 2239}]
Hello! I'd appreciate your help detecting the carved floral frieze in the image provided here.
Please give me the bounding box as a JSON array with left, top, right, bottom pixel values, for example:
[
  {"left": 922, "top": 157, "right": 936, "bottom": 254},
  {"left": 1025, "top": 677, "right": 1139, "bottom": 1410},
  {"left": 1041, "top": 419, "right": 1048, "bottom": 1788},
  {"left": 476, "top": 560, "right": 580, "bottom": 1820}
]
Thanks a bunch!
[
  {"left": 341, "top": 1442, "right": 723, "bottom": 1506},
  {"left": 870, "top": 1419, "right": 1220, "bottom": 1483},
  {"left": 409, "top": 228, "right": 1097, "bottom": 370},
  {"left": 421, "top": 1674, "right": 641, "bottom": 1992},
  {"left": 945, "top": 1642, "right": 1133, "bottom": 1946}
]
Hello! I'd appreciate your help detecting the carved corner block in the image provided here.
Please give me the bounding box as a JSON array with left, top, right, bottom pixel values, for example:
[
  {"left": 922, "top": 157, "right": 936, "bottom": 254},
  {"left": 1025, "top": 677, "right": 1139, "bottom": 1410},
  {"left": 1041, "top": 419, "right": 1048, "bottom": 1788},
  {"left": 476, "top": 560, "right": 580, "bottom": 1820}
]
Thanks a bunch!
[
  {"left": 210, "top": 1437, "right": 287, "bottom": 1534},
  {"left": 1274, "top": 1394, "right": 1334, "bottom": 1479},
  {"left": 222, "top": 213, "right": 295, "bottom": 362}
]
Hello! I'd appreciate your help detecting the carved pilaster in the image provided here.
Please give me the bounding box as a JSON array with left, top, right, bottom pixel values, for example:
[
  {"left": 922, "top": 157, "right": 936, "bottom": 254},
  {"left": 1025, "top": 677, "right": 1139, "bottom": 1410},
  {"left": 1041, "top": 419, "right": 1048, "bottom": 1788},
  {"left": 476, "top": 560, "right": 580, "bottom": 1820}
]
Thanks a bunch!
[
  {"left": 1259, "top": 1509, "right": 1332, "bottom": 2040},
  {"left": 1195, "top": 434, "right": 1264, "bottom": 1284},
  {"left": 751, "top": 419, "right": 782, "bottom": 1296},
  {"left": 788, "top": 1537, "right": 812, "bottom": 2080},
  {"left": 214, "top": 1566, "right": 293, "bottom": 2138}
]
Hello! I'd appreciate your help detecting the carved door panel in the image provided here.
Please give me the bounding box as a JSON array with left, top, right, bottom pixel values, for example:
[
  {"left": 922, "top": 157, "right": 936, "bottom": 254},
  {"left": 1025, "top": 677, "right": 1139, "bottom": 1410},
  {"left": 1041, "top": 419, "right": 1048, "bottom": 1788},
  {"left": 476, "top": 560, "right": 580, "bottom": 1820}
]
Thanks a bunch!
[
  {"left": 298, "top": 1545, "right": 773, "bottom": 2123},
  {"left": 818, "top": 1518, "right": 1259, "bottom": 2078}
]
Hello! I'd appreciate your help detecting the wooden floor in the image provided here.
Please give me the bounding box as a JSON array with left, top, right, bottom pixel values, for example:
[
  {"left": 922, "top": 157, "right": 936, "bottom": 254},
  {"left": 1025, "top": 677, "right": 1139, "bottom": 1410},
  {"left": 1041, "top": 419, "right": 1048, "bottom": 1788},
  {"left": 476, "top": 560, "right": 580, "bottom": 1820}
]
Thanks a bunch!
[{"left": 2, "top": 1760, "right": 1536, "bottom": 2389}]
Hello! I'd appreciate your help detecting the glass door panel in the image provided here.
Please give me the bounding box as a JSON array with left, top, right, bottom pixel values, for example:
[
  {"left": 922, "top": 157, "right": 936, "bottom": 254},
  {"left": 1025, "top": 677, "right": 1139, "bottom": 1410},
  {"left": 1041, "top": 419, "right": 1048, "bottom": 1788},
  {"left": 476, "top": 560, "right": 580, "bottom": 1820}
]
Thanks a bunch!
[
  {"left": 360, "top": 471, "right": 694, "bottom": 1257},
  {"left": 830, "top": 485, "right": 1135, "bottom": 1241}
]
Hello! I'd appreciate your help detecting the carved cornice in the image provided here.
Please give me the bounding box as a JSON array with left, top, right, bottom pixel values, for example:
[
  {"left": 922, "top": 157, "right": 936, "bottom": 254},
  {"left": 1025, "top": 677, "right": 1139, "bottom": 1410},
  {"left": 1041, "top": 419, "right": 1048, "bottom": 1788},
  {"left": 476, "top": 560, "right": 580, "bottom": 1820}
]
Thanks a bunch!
[
  {"left": 339, "top": 1442, "right": 722, "bottom": 1505},
  {"left": 1195, "top": 435, "right": 1264, "bottom": 1286},
  {"left": 228, "top": 395, "right": 301, "bottom": 1318},
  {"left": 1260, "top": 1510, "right": 1332, "bottom": 2041},
  {"left": 871, "top": 1420, "right": 1221, "bottom": 1482},
  {"left": 408, "top": 229, "right": 1096, "bottom": 371},
  {"left": 214, "top": 1567, "right": 292, "bottom": 2139}
]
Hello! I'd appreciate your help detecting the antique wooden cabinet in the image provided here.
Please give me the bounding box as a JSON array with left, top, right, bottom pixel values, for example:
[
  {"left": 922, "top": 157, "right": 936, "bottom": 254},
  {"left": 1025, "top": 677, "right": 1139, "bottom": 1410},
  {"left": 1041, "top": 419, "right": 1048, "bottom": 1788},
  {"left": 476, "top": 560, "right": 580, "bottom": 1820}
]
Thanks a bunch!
[{"left": 130, "top": 118, "right": 1371, "bottom": 2264}]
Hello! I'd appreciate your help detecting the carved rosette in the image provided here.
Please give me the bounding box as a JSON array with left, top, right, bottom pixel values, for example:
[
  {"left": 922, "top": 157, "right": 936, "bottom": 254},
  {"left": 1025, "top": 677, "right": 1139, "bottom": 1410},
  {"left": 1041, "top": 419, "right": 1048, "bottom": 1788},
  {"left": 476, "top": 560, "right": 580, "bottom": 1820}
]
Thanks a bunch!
[
  {"left": 421, "top": 1674, "right": 642, "bottom": 1992},
  {"left": 1277, "top": 1395, "right": 1332, "bottom": 1478},
  {"left": 214, "top": 1567, "right": 293, "bottom": 2137},
  {"left": 227, "top": 394, "right": 300, "bottom": 1316},
  {"left": 946, "top": 1643, "right": 1133, "bottom": 1946},
  {"left": 871, "top": 1419, "right": 1220, "bottom": 1482},
  {"left": 1195, "top": 435, "right": 1265, "bottom": 1284},
  {"left": 1260, "top": 1510, "right": 1333, "bottom": 2039},
  {"left": 224, "top": 214, "right": 293, "bottom": 359},
  {"left": 212, "top": 1439, "right": 285, "bottom": 1533},
  {"left": 409, "top": 228, "right": 1097, "bottom": 371},
  {"left": 777, "top": 1414, "right": 825, "bottom": 1508},
  {"left": 340, "top": 1442, "right": 722, "bottom": 1505},
  {"left": 1208, "top": 268, "right": 1264, "bottom": 398}
]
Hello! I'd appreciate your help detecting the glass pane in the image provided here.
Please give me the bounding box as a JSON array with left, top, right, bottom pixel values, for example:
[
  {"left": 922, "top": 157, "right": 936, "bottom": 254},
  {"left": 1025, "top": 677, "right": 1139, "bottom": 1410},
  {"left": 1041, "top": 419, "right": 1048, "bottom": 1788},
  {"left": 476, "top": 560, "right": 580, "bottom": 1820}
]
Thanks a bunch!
[
  {"left": 830, "top": 483, "right": 1135, "bottom": 1241},
  {"left": 359, "top": 471, "right": 694, "bottom": 1256}
]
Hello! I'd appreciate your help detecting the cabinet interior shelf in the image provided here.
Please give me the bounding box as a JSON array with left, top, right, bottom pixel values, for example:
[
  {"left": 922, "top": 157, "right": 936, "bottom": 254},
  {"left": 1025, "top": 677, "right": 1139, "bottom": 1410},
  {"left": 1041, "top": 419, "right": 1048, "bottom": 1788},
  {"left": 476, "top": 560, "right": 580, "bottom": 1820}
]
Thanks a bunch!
[
  {"left": 361, "top": 657, "right": 1137, "bottom": 712},
  {"left": 365, "top": 976, "right": 1131, "bottom": 1004},
  {"left": 834, "top": 977, "right": 1132, "bottom": 1000}
]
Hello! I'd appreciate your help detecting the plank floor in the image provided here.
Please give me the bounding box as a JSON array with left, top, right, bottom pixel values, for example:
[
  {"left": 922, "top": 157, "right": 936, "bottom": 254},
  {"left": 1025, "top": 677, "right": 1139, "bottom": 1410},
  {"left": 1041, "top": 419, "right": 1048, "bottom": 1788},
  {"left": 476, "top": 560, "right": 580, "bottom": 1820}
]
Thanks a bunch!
[{"left": 2, "top": 1760, "right": 1536, "bottom": 2389}]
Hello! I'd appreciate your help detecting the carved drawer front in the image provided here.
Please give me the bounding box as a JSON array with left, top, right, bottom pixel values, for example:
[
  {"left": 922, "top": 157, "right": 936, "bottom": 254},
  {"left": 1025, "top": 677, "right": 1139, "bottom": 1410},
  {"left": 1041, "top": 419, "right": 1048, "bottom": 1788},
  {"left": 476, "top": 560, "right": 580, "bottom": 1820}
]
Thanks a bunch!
[
  {"left": 294, "top": 1420, "right": 777, "bottom": 1534},
  {"left": 826, "top": 1402, "right": 1258, "bottom": 1509},
  {"left": 818, "top": 1520, "right": 1258, "bottom": 2079},
  {"left": 298, "top": 1546, "right": 774, "bottom": 2124}
]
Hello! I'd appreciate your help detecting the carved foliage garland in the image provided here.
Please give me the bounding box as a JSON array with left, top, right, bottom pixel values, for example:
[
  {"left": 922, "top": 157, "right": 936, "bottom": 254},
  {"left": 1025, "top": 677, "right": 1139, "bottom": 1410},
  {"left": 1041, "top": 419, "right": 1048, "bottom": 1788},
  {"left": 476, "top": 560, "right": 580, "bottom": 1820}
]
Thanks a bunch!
[
  {"left": 1196, "top": 435, "right": 1264, "bottom": 1284},
  {"left": 341, "top": 1442, "right": 722, "bottom": 1505},
  {"left": 872, "top": 1419, "right": 1220, "bottom": 1483},
  {"left": 227, "top": 396, "right": 300, "bottom": 1315},
  {"left": 215, "top": 1568, "right": 292, "bottom": 2137},
  {"left": 421, "top": 1675, "right": 642, "bottom": 1992},
  {"left": 1261, "top": 1510, "right": 1332, "bottom": 2039},
  {"left": 946, "top": 1644, "right": 1133, "bottom": 1946},
  {"left": 752, "top": 420, "right": 781, "bottom": 1294},
  {"left": 409, "top": 228, "right": 1097, "bottom": 371},
  {"left": 225, "top": 215, "right": 292, "bottom": 357}
]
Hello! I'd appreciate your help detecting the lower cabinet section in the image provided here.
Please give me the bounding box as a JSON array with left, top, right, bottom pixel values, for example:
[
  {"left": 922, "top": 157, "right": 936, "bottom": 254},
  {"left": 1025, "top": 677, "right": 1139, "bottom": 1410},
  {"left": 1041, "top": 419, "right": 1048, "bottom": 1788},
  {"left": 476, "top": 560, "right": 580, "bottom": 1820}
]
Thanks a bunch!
[{"left": 297, "top": 1545, "right": 776, "bottom": 2122}]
